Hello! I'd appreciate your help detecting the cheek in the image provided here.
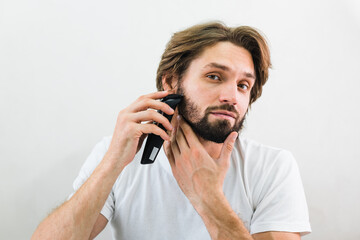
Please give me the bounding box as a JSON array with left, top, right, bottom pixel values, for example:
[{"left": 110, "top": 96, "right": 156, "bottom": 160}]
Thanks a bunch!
[
  {"left": 186, "top": 85, "right": 212, "bottom": 106},
  {"left": 187, "top": 83, "right": 205, "bottom": 95},
  {"left": 236, "top": 96, "right": 250, "bottom": 116}
]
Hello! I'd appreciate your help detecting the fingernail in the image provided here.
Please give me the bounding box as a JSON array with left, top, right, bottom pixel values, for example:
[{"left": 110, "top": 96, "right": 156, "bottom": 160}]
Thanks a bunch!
[{"left": 232, "top": 133, "right": 238, "bottom": 140}]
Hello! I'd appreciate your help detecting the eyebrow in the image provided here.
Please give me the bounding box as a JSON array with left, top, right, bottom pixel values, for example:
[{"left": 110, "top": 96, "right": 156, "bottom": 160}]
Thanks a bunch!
[{"left": 203, "top": 62, "right": 256, "bottom": 80}]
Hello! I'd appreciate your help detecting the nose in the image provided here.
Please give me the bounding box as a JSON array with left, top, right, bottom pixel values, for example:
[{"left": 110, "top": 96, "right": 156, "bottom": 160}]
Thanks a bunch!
[{"left": 218, "top": 81, "right": 238, "bottom": 105}]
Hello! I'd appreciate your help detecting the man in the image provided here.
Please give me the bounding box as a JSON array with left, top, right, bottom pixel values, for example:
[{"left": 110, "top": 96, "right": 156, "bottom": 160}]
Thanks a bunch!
[{"left": 32, "top": 22, "right": 311, "bottom": 239}]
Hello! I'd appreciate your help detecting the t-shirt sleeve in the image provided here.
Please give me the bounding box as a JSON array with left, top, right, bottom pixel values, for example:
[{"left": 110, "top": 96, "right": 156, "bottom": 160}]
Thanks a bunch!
[
  {"left": 68, "top": 137, "right": 115, "bottom": 221},
  {"left": 250, "top": 150, "right": 311, "bottom": 236}
]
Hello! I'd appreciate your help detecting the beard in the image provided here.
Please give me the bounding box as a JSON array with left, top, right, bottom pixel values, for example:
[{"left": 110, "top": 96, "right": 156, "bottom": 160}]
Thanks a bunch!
[{"left": 176, "top": 85, "right": 245, "bottom": 143}]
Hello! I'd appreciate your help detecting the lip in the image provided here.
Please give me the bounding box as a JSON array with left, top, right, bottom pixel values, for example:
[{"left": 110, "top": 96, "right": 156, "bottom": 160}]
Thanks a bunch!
[{"left": 210, "top": 110, "right": 237, "bottom": 119}]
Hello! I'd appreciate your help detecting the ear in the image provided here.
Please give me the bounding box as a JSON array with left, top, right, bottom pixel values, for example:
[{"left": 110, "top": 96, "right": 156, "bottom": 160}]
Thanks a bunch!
[{"left": 162, "top": 74, "right": 178, "bottom": 92}]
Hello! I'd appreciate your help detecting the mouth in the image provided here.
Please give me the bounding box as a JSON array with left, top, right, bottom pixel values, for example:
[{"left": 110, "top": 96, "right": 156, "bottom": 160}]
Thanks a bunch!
[{"left": 210, "top": 110, "right": 237, "bottom": 120}]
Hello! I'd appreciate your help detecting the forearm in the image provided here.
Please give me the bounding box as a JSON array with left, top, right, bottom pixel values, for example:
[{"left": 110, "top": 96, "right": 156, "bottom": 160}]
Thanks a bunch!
[
  {"left": 31, "top": 153, "right": 124, "bottom": 240},
  {"left": 32, "top": 91, "right": 173, "bottom": 239},
  {"left": 195, "top": 192, "right": 253, "bottom": 240},
  {"left": 164, "top": 119, "right": 248, "bottom": 239}
]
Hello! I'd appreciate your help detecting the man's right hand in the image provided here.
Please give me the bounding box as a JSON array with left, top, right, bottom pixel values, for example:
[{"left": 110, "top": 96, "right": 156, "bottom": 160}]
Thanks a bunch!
[
  {"left": 31, "top": 91, "right": 175, "bottom": 240},
  {"left": 106, "top": 90, "right": 175, "bottom": 170}
]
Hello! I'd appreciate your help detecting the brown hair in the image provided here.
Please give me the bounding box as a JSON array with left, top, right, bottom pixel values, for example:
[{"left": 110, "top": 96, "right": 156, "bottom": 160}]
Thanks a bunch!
[{"left": 156, "top": 22, "right": 271, "bottom": 105}]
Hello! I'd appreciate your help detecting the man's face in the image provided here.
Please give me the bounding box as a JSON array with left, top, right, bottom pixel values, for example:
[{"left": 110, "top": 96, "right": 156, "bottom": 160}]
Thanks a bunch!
[{"left": 175, "top": 41, "right": 255, "bottom": 143}]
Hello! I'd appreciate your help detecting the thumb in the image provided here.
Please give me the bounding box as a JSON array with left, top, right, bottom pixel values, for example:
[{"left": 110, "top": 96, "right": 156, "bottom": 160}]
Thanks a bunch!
[{"left": 218, "top": 132, "right": 238, "bottom": 168}]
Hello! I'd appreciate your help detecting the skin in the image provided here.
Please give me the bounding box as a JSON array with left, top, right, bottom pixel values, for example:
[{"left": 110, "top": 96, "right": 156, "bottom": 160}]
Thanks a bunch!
[
  {"left": 31, "top": 42, "right": 301, "bottom": 240},
  {"left": 31, "top": 90, "right": 175, "bottom": 240},
  {"left": 163, "top": 42, "right": 301, "bottom": 240}
]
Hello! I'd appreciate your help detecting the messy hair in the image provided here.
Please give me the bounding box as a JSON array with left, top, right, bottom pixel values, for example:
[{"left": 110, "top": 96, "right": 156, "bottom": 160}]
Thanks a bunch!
[{"left": 156, "top": 22, "right": 271, "bottom": 105}]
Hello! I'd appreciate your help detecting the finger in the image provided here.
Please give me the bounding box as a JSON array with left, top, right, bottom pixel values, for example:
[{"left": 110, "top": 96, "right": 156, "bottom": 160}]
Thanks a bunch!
[
  {"left": 130, "top": 91, "right": 175, "bottom": 115},
  {"left": 218, "top": 131, "right": 238, "bottom": 168},
  {"left": 139, "top": 123, "right": 170, "bottom": 141},
  {"left": 164, "top": 141, "right": 175, "bottom": 169},
  {"left": 170, "top": 109, "right": 179, "bottom": 125},
  {"left": 136, "top": 133, "right": 148, "bottom": 152},
  {"left": 178, "top": 116, "right": 200, "bottom": 148},
  {"left": 170, "top": 110, "right": 180, "bottom": 132},
  {"left": 175, "top": 125, "right": 190, "bottom": 152},
  {"left": 135, "top": 99, "right": 175, "bottom": 116},
  {"left": 142, "top": 90, "right": 170, "bottom": 101},
  {"left": 132, "top": 110, "right": 173, "bottom": 132},
  {"left": 170, "top": 129, "right": 181, "bottom": 158}
]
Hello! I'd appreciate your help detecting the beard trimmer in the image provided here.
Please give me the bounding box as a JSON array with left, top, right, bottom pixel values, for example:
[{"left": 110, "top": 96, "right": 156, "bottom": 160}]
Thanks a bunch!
[{"left": 140, "top": 94, "right": 183, "bottom": 164}]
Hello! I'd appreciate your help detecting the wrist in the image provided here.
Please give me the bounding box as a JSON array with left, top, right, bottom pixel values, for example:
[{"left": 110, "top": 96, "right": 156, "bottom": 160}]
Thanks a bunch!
[
  {"left": 194, "top": 189, "right": 228, "bottom": 219},
  {"left": 102, "top": 151, "right": 127, "bottom": 175},
  {"left": 193, "top": 190, "right": 253, "bottom": 240}
]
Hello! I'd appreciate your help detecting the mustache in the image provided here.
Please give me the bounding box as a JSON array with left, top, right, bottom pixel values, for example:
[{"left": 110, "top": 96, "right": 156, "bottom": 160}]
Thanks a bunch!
[{"left": 205, "top": 104, "right": 240, "bottom": 118}]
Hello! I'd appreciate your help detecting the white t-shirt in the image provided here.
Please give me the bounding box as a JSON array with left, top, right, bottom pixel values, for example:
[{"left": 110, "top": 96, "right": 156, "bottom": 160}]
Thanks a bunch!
[{"left": 72, "top": 136, "right": 311, "bottom": 239}]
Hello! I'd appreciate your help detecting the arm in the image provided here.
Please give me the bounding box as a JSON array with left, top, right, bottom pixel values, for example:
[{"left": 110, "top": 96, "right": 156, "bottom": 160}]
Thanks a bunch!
[
  {"left": 31, "top": 91, "right": 175, "bottom": 240},
  {"left": 253, "top": 232, "right": 300, "bottom": 240},
  {"left": 164, "top": 117, "right": 301, "bottom": 240},
  {"left": 164, "top": 116, "right": 250, "bottom": 239},
  {"left": 89, "top": 214, "right": 108, "bottom": 240}
]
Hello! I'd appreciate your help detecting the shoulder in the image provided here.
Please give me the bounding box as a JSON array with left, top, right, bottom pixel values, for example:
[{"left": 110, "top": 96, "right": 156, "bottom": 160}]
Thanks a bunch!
[
  {"left": 85, "top": 136, "right": 112, "bottom": 163},
  {"left": 234, "top": 138, "right": 311, "bottom": 235},
  {"left": 233, "top": 137, "right": 297, "bottom": 169},
  {"left": 71, "top": 136, "right": 113, "bottom": 193},
  {"left": 231, "top": 137, "right": 301, "bottom": 199},
  {"left": 76, "top": 136, "right": 112, "bottom": 177}
]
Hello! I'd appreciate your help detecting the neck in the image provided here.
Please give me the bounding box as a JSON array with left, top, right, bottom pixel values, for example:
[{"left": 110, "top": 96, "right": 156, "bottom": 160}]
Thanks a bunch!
[{"left": 198, "top": 136, "right": 223, "bottom": 159}]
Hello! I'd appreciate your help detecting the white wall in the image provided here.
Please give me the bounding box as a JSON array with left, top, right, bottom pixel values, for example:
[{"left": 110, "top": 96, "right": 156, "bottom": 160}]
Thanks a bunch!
[{"left": 1, "top": 0, "right": 359, "bottom": 239}]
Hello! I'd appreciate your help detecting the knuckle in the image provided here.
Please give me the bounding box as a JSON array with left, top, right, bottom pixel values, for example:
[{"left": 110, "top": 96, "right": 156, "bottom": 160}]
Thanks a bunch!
[
  {"left": 122, "top": 123, "right": 135, "bottom": 136},
  {"left": 145, "top": 109, "right": 154, "bottom": 118},
  {"left": 117, "top": 109, "right": 125, "bottom": 118},
  {"left": 117, "top": 112, "right": 127, "bottom": 124},
  {"left": 150, "top": 111, "right": 162, "bottom": 123},
  {"left": 226, "top": 142, "right": 233, "bottom": 152},
  {"left": 154, "top": 125, "right": 165, "bottom": 135},
  {"left": 191, "top": 148, "right": 200, "bottom": 158},
  {"left": 137, "top": 94, "right": 147, "bottom": 101},
  {"left": 150, "top": 110, "right": 159, "bottom": 119}
]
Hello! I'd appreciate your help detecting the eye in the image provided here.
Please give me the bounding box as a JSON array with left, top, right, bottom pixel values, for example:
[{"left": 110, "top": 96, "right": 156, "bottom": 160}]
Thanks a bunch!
[
  {"left": 207, "top": 74, "right": 220, "bottom": 81},
  {"left": 238, "top": 83, "right": 249, "bottom": 90}
]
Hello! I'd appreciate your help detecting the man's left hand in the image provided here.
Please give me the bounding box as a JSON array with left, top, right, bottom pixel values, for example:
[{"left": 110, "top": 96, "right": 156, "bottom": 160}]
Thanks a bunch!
[{"left": 163, "top": 115, "right": 238, "bottom": 209}]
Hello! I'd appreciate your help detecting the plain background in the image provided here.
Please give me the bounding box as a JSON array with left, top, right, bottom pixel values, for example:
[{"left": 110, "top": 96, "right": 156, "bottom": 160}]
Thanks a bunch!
[{"left": 1, "top": 0, "right": 360, "bottom": 239}]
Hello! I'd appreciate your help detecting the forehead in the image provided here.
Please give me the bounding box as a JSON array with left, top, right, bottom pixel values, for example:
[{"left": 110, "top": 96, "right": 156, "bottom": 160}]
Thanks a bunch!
[{"left": 189, "top": 41, "right": 255, "bottom": 75}]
